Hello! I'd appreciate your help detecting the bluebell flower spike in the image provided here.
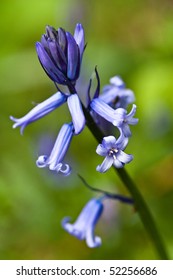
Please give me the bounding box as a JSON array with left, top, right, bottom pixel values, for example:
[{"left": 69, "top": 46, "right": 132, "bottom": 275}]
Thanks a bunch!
[
  {"left": 36, "top": 122, "right": 74, "bottom": 175},
  {"left": 62, "top": 198, "right": 103, "bottom": 248},
  {"left": 10, "top": 92, "right": 67, "bottom": 134}
]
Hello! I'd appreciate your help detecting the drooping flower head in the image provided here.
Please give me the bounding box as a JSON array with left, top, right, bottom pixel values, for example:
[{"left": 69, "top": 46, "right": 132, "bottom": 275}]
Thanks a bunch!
[
  {"left": 96, "top": 133, "right": 133, "bottom": 172},
  {"left": 36, "top": 23, "right": 85, "bottom": 86},
  {"left": 62, "top": 198, "right": 103, "bottom": 248},
  {"left": 10, "top": 22, "right": 138, "bottom": 179}
]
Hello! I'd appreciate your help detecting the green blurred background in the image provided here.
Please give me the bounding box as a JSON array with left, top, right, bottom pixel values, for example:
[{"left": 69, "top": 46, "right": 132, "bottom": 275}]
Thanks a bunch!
[{"left": 1, "top": 0, "right": 173, "bottom": 259}]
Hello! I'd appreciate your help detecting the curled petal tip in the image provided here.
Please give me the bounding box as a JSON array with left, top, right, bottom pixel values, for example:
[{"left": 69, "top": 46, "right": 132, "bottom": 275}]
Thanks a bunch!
[{"left": 36, "top": 155, "right": 48, "bottom": 168}]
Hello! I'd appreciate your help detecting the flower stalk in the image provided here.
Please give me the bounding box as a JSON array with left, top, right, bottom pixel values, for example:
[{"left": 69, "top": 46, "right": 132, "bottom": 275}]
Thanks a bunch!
[
  {"left": 67, "top": 81, "right": 169, "bottom": 258},
  {"left": 10, "top": 22, "right": 169, "bottom": 258}
]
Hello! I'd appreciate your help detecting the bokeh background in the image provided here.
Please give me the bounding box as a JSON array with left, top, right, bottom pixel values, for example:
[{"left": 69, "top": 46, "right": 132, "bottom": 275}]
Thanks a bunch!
[{"left": 1, "top": 0, "right": 173, "bottom": 260}]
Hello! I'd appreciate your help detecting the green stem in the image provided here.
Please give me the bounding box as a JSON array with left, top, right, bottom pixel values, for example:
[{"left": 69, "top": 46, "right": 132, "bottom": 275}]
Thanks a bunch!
[{"left": 116, "top": 168, "right": 169, "bottom": 259}]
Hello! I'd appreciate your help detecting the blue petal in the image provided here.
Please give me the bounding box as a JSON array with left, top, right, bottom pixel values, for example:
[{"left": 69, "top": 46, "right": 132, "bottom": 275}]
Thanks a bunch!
[
  {"left": 47, "top": 123, "right": 74, "bottom": 169},
  {"left": 62, "top": 217, "right": 85, "bottom": 240},
  {"left": 74, "top": 23, "right": 85, "bottom": 60},
  {"left": 113, "top": 159, "right": 124, "bottom": 168},
  {"left": 100, "top": 76, "right": 125, "bottom": 105},
  {"left": 117, "top": 150, "right": 133, "bottom": 164},
  {"left": 122, "top": 123, "right": 132, "bottom": 137},
  {"left": 45, "top": 25, "right": 57, "bottom": 40},
  {"left": 36, "top": 123, "right": 73, "bottom": 172},
  {"left": 100, "top": 86, "right": 119, "bottom": 104},
  {"left": 56, "top": 163, "right": 71, "bottom": 176},
  {"left": 47, "top": 39, "right": 67, "bottom": 74},
  {"left": 102, "top": 136, "right": 117, "bottom": 150},
  {"left": 96, "top": 156, "right": 114, "bottom": 173},
  {"left": 36, "top": 42, "right": 66, "bottom": 84},
  {"left": 67, "top": 94, "right": 85, "bottom": 134},
  {"left": 62, "top": 217, "right": 83, "bottom": 238},
  {"left": 90, "top": 98, "right": 116, "bottom": 123},
  {"left": 58, "top": 28, "right": 67, "bottom": 55},
  {"left": 66, "top": 32, "right": 80, "bottom": 81},
  {"left": 36, "top": 155, "right": 48, "bottom": 168},
  {"left": 86, "top": 228, "right": 102, "bottom": 248},
  {"left": 110, "top": 76, "right": 125, "bottom": 88},
  {"left": 126, "top": 105, "right": 139, "bottom": 125},
  {"left": 116, "top": 131, "right": 129, "bottom": 150},
  {"left": 120, "top": 89, "right": 135, "bottom": 108},
  {"left": 96, "top": 144, "right": 107, "bottom": 156},
  {"left": 126, "top": 104, "right": 137, "bottom": 119}
]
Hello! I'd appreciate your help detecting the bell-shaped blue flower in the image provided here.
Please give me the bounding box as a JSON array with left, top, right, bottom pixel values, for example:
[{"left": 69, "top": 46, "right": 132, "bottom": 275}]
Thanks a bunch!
[
  {"left": 96, "top": 133, "right": 133, "bottom": 172},
  {"left": 62, "top": 198, "right": 103, "bottom": 248},
  {"left": 36, "top": 122, "right": 74, "bottom": 175},
  {"left": 36, "top": 23, "right": 85, "bottom": 85},
  {"left": 90, "top": 98, "right": 138, "bottom": 137},
  {"left": 90, "top": 98, "right": 125, "bottom": 126},
  {"left": 10, "top": 91, "right": 67, "bottom": 134}
]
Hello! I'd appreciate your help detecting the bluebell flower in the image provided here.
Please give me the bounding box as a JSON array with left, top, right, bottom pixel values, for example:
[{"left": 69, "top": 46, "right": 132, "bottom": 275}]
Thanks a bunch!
[
  {"left": 100, "top": 76, "right": 135, "bottom": 109},
  {"left": 10, "top": 90, "right": 85, "bottom": 136},
  {"left": 96, "top": 133, "right": 133, "bottom": 172},
  {"left": 90, "top": 98, "right": 123, "bottom": 126},
  {"left": 10, "top": 91, "right": 67, "bottom": 134},
  {"left": 90, "top": 99, "right": 138, "bottom": 137},
  {"left": 36, "top": 23, "right": 85, "bottom": 85},
  {"left": 36, "top": 122, "right": 74, "bottom": 175},
  {"left": 62, "top": 198, "right": 103, "bottom": 248}
]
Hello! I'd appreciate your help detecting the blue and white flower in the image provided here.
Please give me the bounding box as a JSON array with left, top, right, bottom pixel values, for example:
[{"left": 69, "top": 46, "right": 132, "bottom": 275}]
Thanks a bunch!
[
  {"left": 62, "top": 198, "right": 103, "bottom": 248},
  {"left": 90, "top": 98, "right": 123, "bottom": 126},
  {"left": 90, "top": 99, "right": 138, "bottom": 137},
  {"left": 96, "top": 133, "right": 133, "bottom": 172}
]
